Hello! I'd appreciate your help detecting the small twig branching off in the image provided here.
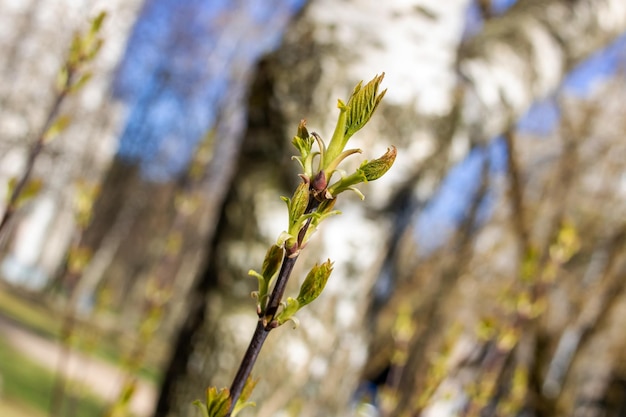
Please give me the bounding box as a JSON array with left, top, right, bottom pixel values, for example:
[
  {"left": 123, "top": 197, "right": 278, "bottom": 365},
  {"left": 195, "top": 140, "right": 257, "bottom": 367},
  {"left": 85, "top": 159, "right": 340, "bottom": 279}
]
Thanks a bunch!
[
  {"left": 11, "top": 13, "right": 108, "bottom": 417},
  {"left": 193, "top": 74, "right": 396, "bottom": 417},
  {"left": 0, "top": 12, "right": 106, "bottom": 239}
]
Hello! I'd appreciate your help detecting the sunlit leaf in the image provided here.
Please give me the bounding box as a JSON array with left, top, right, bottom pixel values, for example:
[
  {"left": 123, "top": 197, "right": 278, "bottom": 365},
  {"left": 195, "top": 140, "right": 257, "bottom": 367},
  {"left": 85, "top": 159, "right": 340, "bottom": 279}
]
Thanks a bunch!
[
  {"left": 275, "top": 297, "right": 300, "bottom": 326},
  {"left": 69, "top": 72, "right": 93, "bottom": 94},
  {"left": 297, "top": 260, "right": 333, "bottom": 307},
  {"left": 288, "top": 181, "right": 310, "bottom": 231},
  {"left": 192, "top": 400, "right": 210, "bottom": 417},
  {"left": 253, "top": 244, "right": 285, "bottom": 307},
  {"left": 360, "top": 146, "right": 397, "bottom": 181},
  {"left": 56, "top": 67, "right": 69, "bottom": 90},
  {"left": 324, "top": 74, "right": 387, "bottom": 169},
  {"left": 6, "top": 177, "right": 43, "bottom": 208},
  {"left": 90, "top": 11, "right": 107, "bottom": 34},
  {"left": 292, "top": 119, "right": 312, "bottom": 157},
  {"left": 205, "top": 386, "right": 231, "bottom": 417},
  {"left": 262, "top": 244, "right": 283, "bottom": 280},
  {"left": 43, "top": 115, "right": 71, "bottom": 143},
  {"left": 344, "top": 73, "right": 387, "bottom": 140}
]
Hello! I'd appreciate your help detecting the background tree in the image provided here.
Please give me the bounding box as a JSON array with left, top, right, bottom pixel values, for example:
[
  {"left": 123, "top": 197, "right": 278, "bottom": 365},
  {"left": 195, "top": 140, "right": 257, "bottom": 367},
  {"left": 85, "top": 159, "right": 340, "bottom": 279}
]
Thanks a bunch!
[
  {"left": 155, "top": 1, "right": 626, "bottom": 417},
  {"left": 1, "top": 1, "right": 626, "bottom": 417}
]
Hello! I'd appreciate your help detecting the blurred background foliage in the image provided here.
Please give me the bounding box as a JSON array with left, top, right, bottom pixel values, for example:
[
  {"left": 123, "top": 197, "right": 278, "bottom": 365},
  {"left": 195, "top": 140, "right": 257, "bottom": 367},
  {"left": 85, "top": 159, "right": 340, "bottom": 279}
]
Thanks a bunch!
[{"left": 0, "top": 0, "right": 626, "bottom": 417}]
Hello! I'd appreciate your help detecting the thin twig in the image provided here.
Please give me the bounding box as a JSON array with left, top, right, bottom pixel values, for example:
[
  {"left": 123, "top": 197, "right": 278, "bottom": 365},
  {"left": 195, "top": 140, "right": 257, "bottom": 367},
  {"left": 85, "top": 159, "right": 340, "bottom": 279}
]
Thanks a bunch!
[
  {"left": 226, "top": 196, "right": 320, "bottom": 415},
  {"left": 227, "top": 321, "right": 270, "bottom": 414},
  {"left": 503, "top": 129, "right": 529, "bottom": 254},
  {"left": 0, "top": 89, "right": 68, "bottom": 236}
]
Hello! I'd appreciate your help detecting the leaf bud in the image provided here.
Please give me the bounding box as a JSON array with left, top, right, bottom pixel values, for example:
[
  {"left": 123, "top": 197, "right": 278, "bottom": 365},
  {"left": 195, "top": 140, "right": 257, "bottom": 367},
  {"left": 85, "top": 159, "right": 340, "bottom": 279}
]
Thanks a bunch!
[
  {"left": 344, "top": 73, "right": 387, "bottom": 140},
  {"left": 360, "top": 146, "right": 397, "bottom": 181},
  {"left": 297, "top": 260, "right": 333, "bottom": 307},
  {"left": 297, "top": 119, "right": 309, "bottom": 140},
  {"left": 311, "top": 171, "right": 327, "bottom": 193},
  {"left": 261, "top": 244, "right": 284, "bottom": 279}
]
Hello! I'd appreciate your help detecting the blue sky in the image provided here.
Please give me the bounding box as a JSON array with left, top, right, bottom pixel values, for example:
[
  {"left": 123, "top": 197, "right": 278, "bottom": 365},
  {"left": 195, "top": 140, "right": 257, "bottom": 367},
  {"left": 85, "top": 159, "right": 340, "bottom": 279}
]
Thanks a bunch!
[{"left": 113, "top": 0, "right": 305, "bottom": 181}]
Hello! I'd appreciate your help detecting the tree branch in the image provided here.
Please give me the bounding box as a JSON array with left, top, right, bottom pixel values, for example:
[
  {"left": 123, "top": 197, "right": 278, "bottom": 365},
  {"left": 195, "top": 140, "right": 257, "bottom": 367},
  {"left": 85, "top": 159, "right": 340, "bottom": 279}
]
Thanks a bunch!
[{"left": 226, "top": 197, "right": 320, "bottom": 415}]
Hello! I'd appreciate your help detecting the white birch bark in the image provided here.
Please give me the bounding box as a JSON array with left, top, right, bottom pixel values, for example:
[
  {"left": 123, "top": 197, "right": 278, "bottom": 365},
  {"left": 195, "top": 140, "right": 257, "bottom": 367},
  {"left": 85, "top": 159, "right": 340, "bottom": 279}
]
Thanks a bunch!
[{"left": 160, "top": 1, "right": 626, "bottom": 416}]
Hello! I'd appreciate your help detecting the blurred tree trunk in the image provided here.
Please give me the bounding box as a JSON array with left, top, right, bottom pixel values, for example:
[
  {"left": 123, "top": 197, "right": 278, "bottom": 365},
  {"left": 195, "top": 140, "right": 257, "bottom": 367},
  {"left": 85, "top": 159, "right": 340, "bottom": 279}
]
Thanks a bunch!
[
  {"left": 154, "top": 1, "right": 626, "bottom": 417},
  {"left": 369, "top": 86, "right": 626, "bottom": 417}
]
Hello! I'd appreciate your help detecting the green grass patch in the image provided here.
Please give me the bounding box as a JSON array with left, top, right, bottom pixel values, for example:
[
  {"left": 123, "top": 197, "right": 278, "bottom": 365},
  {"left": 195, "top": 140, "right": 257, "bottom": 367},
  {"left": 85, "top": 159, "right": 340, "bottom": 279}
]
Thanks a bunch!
[
  {"left": 0, "top": 289, "right": 162, "bottom": 384},
  {"left": 0, "top": 336, "right": 105, "bottom": 417},
  {"left": 0, "top": 289, "right": 59, "bottom": 339}
]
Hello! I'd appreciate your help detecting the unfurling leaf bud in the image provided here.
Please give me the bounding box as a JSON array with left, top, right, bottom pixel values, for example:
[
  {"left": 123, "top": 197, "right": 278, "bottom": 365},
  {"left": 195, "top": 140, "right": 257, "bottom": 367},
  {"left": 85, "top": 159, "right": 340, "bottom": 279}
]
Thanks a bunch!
[
  {"left": 344, "top": 73, "right": 387, "bottom": 140},
  {"left": 275, "top": 297, "right": 300, "bottom": 326},
  {"left": 282, "top": 182, "right": 309, "bottom": 231},
  {"left": 250, "top": 244, "right": 285, "bottom": 313},
  {"left": 292, "top": 120, "right": 312, "bottom": 157},
  {"left": 297, "top": 119, "right": 309, "bottom": 141},
  {"left": 324, "top": 74, "right": 386, "bottom": 171},
  {"left": 360, "top": 146, "right": 397, "bottom": 181},
  {"left": 262, "top": 244, "right": 284, "bottom": 279},
  {"left": 6, "top": 177, "right": 43, "bottom": 208},
  {"left": 289, "top": 182, "right": 310, "bottom": 228},
  {"left": 90, "top": 11, "right": 107, "bottom": 35},
  {"left": 56, "top": 67, "right": 70, "bottom": 91},
  {"left": 43, "top": 115, "right": 71, "bottom": 143},
  {"left": 195, "top": 386, "right": 231, "bottom": 417},
  {"left": 297, "top": 260, "right": 333, "bottom": 307},
  {"left": 69, "top": 72, "right": 93, "bottom": 94}
]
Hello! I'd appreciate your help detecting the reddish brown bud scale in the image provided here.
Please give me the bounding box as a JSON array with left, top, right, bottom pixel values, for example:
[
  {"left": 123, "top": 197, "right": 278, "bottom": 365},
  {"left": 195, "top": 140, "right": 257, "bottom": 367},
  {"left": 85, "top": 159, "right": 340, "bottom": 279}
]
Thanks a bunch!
[{"left": 311, "top": 170, "right": 327, "bottom": 192}]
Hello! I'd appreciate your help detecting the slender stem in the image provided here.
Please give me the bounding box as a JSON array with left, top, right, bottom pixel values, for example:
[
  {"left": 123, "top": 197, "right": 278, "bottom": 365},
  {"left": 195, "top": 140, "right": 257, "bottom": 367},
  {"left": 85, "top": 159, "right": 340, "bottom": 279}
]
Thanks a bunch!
[
  {"left": 0, "top": 78, "right": 69, "bottom": 237},
  {"left": 227, "top": 196, "right": 321, "bottom": 414},
  {"left": 263, "top": 255, "right": 298, "bottom": 323},
  {"left": 227, "top": 321, "right": 269, "bottom": 416},
  {"left": 226, "top": 252, "right": 298, "bottom": 415}
]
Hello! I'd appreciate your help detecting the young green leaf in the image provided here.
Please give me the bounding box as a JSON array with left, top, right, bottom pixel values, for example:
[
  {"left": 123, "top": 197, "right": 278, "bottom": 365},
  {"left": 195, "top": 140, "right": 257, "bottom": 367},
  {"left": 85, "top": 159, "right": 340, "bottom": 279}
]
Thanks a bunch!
[
  {"left": 291, "top": 119, "right": 312, "bottom": 156},
  {"left": 275, "top": 297, "right": 300, "bottom": 326},
  {"left": 90, "top": 11, "right": 107, "bottom": 34},
  {"left": 344, "top": 73, "right": 387, "bottom": 140},
  {"left": 193, "top": 400, "right": 210, "bottom": 417},
  {"left": 261, "top": 244, "right": 284, "bottom": 280},
  {"left": 297, "top": 260, "right": 333, "bottom": 308},
  {"left": 69, "top": 34, "right": 83, "bottom": 66},
  {"left": 253, "top": 244, "right": 284, "bottom": 306},
  {"left": 6, "top": 177, "right": 43, "bottom": 207},
  {"left": 43, "top": 115, "right": 71, "bottom": 143},
  {"left": 326, "top": 146, "right": 397, "bottom": 198},
  {"left": 324, "top": 74, "right": 387, "bottom": 169},
  {"left": 360, "top": 146, "right": 397, "bottom": 181},
  {"left": 231, "top": 377, "right": 257, "bottom": 416},
  {"left": 56, "top": 67, "right": 70, "bottom": 91},
  {"left": 288, "top": 182, "right": 310, "bottom": 230},
  {"left": 204, "top": 387, "right": 231, "bottom": 417},
  {"left": 69, "top": 72, "right": 93, "bottom": 94},
  {"left": 280, "top": 181, "right": 312, "bottom": 251},
  {"left": 291, "top": 120, "right": 316, "bottom": 177}
]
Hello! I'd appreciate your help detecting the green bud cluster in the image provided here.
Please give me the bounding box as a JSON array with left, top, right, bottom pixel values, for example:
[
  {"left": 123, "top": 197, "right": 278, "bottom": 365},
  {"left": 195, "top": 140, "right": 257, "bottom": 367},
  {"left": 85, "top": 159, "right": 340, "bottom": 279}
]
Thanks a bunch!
[
  {"left": 194, "top": 377, "right": 257, "bottom": 417},
  {"left": 199, "top": 75, "right": 396, "bottom": 417},
  {"left": 248, "top": 73, "right": 396, "bottom": 325}
]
